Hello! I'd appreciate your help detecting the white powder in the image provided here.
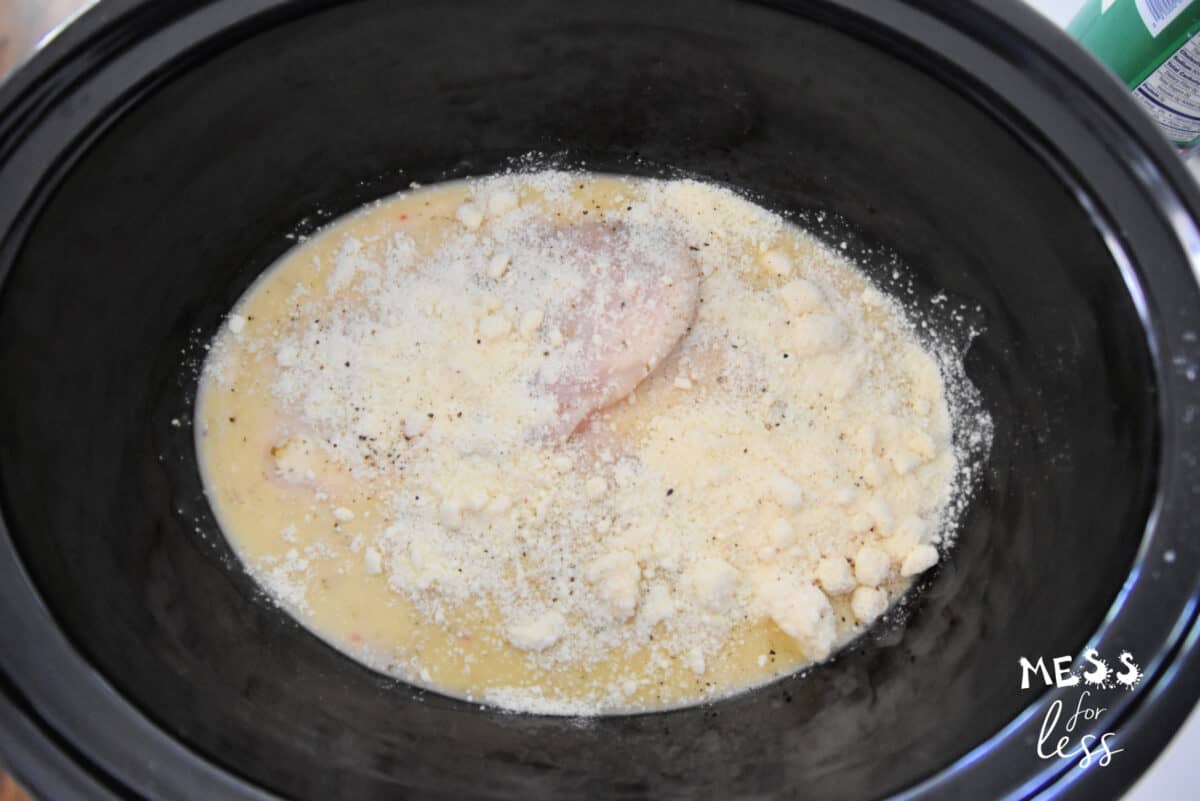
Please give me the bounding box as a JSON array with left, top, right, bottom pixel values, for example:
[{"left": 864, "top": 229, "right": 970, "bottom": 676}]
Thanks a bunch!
[{"left": 206, "top": 170, "right": 991, "bottom": 714}]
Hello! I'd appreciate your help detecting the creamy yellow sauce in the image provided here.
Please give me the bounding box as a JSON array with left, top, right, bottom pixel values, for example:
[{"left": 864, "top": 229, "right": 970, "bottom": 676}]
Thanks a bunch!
[{"left": 196, "top": 171, "right": 965, "bottom": 713}]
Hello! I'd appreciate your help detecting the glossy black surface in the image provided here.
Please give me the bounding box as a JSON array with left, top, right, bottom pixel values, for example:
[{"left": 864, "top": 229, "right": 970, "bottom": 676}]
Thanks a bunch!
[{"left": 0, "top": 2, "right": 1197, "bottom": 800}]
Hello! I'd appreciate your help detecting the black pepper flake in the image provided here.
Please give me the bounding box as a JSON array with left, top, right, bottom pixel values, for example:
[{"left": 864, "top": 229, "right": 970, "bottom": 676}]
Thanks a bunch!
[{"left": 666, "top": 488, "right": 674, "bottom": 496}]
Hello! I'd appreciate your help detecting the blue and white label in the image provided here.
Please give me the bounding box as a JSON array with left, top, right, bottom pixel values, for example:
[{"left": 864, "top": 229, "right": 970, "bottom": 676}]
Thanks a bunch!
[
  {"left": 1134, "top": 33, "right": 1200, "bottom": 145},
  {"left": 1136, "top": 0, "right": 1195, "bottom": 37}
]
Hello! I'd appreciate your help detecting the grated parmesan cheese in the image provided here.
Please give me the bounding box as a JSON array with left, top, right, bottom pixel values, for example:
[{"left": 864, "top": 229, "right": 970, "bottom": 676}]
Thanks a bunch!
[{"left": 196, "top": 169, "right": 991, "bottom": 715}]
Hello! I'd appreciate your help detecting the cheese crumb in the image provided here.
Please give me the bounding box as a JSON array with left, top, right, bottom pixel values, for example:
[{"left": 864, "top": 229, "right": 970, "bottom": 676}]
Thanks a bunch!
[
  {"left": 865, "top": 497, "right": 894, "bottom": 534},
  {"left": 440, "top": 500, "right": 463, "bottom": 530},
  {"left": 851, "top": 585, "right": 888, "bottom": 623},
  {"left": 641, "top": 583, "right": 676, "bottom": 626},
  {"left": 778, "top": 280, "right": 825, "bottom": 314},
  {"left": 333, "top": 506, "right": 354, "bottom": 522},
  {"left": 761, "top": 578, "right": 836, "bottom": 659},
  {"left": 891, "top": 450, "right": 921, "bottom": 475},
  {"left": 584, "top": 476, "right": 608, "bottom": 501},
  {"left": 364, "top": 546, "right": 383, "bottom": 575},
  {"left": 507, "top": 610, "right": 566, "bottom": 651},
  {"left": 585, "top": 551, "right": 641, "bottom": 621},
  {"left": 816, "top": 557, "right": 856, "bottom": 595},
  {"left": 862, "top": 460, "right": 888, "bottom": 488},
  {"left": 688, "top": 557, "right": 740, "bottom": 612},
  {"left": 791, "top": 314, "right": 848, "bottom": 357},
  {"left": 487, "top": 495, "right": 513, "bottom": 516},
  {"left": 770, "top": 518, "right": 796, "bottom": 548},
  {"left": 900, "top": 544, "right": 940, "bottom": 576},
  {"left": 487, "top": 252, "right": 511, "bottom": 279},
  {"left": 519, "top": 309, "right": 544, "bottom": 337},
  {"left": 466, "top": 490, "right": 490, "bottom": 512},
  {"left": 455, "top": 202, "right": 484, "bottom": 230},
  {"left": 227, "top": 314, "right": 246, "bottom": 334},
  {"left": 861, "top": 286, "right": 885, "bottom": 306},
  {"left": 768, "top": 474, "right": 804, "bottom": 509},
  {"left": 853, "top": 545, "right": 891, "bottom": 586},
  {"left": 487, "top": 189, "right": 519, "bottom": 217},
  {"left": 906, "top": 429, "right": 937, "bottom": 459}
]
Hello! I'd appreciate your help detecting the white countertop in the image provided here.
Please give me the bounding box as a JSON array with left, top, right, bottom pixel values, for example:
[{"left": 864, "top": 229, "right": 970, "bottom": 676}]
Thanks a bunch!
[
  {"left": 1029, "top": 0, "right": 1088, "bottom": 25},
  {"left": 1020, "top": 5, "right": 1200, "bottom": 800}
]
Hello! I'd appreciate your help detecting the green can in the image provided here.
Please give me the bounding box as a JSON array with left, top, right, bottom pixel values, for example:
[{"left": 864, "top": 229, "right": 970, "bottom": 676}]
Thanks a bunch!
[{"left": 1069, "top": 0, "right": 1200, "bottom": 151}]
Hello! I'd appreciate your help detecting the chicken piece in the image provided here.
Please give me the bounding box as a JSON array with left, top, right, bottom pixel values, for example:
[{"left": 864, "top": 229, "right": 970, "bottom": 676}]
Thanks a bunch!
[{"left": 540, "top": 222, "right": 700, "bottom": 438}]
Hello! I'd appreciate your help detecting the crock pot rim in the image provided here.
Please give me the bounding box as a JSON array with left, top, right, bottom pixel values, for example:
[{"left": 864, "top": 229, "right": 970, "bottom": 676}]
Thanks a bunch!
[{"left": 0, "top": 1, "right": 1197, "bottom": 800}]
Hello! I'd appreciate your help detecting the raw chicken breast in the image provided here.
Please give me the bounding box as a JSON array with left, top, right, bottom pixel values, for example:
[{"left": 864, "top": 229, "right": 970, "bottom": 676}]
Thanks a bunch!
[{"left": 539, "top": 222, "right": 700, "bottom": 438}]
